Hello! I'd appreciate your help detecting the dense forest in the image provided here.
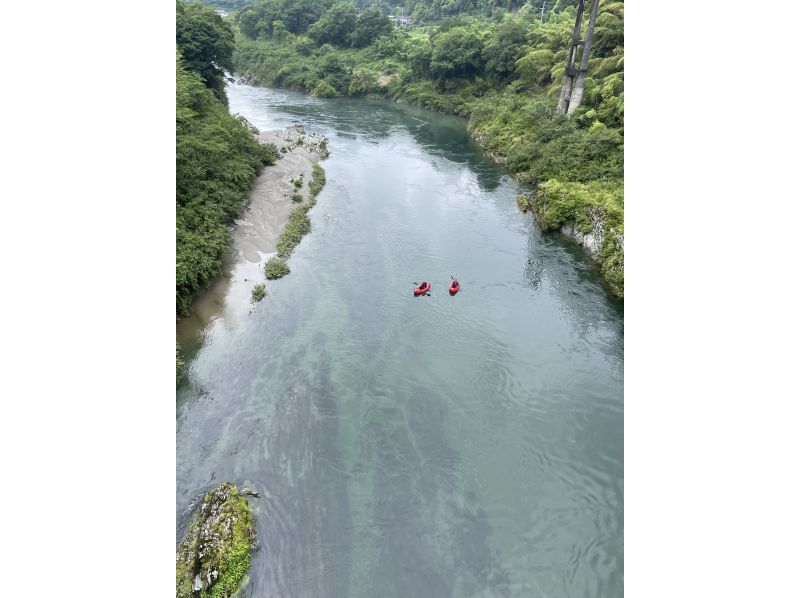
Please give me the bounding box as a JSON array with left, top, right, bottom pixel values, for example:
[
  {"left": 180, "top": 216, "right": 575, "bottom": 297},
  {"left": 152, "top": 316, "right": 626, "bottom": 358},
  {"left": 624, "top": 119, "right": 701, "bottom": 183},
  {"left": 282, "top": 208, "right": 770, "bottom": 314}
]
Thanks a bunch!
[
  {"left": 176, "top": 1, "right": 276, "bottom": 316},
  {"left": 230, "top": 0, "right": 624, "bottom": 296}
]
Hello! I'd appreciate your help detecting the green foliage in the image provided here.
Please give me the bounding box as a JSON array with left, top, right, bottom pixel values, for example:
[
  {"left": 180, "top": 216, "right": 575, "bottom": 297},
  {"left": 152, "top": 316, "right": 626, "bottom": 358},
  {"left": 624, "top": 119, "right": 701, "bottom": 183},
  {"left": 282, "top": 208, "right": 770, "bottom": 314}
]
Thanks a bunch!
[
  {"left": 309, "top": 2, "right": 358, "bottom": 45},
  {"left": 177, "top": 1, "right": 235, "bottom": 100},
  {"left": 429, "top": 26, "right": 484, "bottom": 79},
  {"left": 176, "top": 483, "right": 255, "bottom": 598},
  {"left": 176, "top": 50, "right": 276, "bottom": 316},
  {"left": 350, "top": 7, "right": 394, "bottom": 47},
  {"left": 291, "top": 192, "right": 303, "bottom": 202},
  {"left": 534, "top": 178, "right": 624, "bottom": 297},
  {"left": 482, "top": 17, "right": 527, "bottom": 82},
  {"left": 236, "top": 0, "right": 330, "bottom": 39},
  {"left": 534, "top": 179, "right": 623, "bottom": 233},
  {"left": 276, "top": 204, "right": 313, "bottom": 258},
  {"left": 516, "top": 195, "right": 530, "bottom": 212},
  {"left": 311, "top": 79, "right": 338, "bottom": 97},
  {"left": 176, "top": 344, "right": 184, "bottom": 374},
  {"left": 232, "top": 1, "right": 624, "bottom": 294},
  {"left": 251, "top": 283, "right": 267, "bottom": 302},
  {"left": 468, "top": 94, "right": 622, "bottom": 183},
  {"left": 309, "top": 163, "right": 326, "bottom": 198},
  {"left": 265, "top": 256, "right": 290, "bottom": 278},
  {"left": 293, "top": 177, "right": 303, "bottom": 188}
]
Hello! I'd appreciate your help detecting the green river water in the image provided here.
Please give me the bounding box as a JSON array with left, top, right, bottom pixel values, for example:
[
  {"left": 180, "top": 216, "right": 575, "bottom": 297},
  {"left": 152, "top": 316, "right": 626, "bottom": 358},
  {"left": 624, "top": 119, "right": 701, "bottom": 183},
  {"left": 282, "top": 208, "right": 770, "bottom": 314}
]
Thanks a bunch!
[{"left": 177, "top": 82, "right": 623, "bottom": 597}]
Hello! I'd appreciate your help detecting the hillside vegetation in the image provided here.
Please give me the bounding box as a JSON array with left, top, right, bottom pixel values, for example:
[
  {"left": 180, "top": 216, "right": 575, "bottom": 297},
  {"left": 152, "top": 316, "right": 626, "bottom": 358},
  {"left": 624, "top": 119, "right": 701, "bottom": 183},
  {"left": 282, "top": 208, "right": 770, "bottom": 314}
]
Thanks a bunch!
[
  {"left": 176, "top": 1, "right": 277, "bottom": 316},
  {"left": 231, "top": 0, "right": 623, "bottom": 296}
]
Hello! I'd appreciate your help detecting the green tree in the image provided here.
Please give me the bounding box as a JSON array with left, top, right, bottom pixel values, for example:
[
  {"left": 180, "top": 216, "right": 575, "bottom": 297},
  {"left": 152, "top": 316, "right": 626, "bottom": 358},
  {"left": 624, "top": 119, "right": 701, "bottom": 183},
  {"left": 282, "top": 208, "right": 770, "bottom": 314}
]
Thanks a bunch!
[
  {"left": 482, "top": 18, "right": 528, "bottom": 82},
  {"left": 176, "top": 1, "right": 234, "bottom": 100},
  {"left": 515, "top": 48, "right": 555, "bottom": 86},
  {"left": 176, "top": 51, "right": 276, "bottom": 316},
  {"left": 430, "top": 26, "right": 484, "bottom": 79},
  {"left": 349, "top": 7, "right": 394, "bottom": 47},
  {"left": 282, "top": 0, "right": 331, "bottom": 34},
  {"left": 309, "top": 2, "right": 358, "bottom": 45}
]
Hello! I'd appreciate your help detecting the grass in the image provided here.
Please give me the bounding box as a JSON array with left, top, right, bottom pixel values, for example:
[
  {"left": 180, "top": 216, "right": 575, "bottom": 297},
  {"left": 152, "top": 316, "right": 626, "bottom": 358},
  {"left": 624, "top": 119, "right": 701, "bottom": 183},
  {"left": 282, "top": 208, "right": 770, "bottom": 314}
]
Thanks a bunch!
[
  {"left": 250, "top": 283, "right": 266, "bottom": 302},
  {"left": 291, "top": 192, "right": 303, "bottom": 202}
]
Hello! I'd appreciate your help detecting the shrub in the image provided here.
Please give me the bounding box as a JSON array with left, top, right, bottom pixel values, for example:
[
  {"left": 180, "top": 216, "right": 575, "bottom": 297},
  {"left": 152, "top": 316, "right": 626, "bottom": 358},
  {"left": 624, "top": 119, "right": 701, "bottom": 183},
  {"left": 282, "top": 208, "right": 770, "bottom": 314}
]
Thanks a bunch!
[
  {"left": 291, "top": 192, "right": 303, "bottom": 202},
  {"left": 276, "top": 204, "right": 312, "bottom": 258},
  {"left": 250, "top": 284, "right": 266, "bottom": 302},
  {"left": 516, "top": 195, "right": 530, "bottom": 212},
  {"left": 309, "top": 163, "right": 326, "bottom": 199},
  {"left": 311, "top": 80, "right": 337, "bottom": 98},
  {"left": 265, "top": 257, "right": 290, "bottom": 279},
  {"left": 293, "top": 177, "right": 303, "bottom": 188}
]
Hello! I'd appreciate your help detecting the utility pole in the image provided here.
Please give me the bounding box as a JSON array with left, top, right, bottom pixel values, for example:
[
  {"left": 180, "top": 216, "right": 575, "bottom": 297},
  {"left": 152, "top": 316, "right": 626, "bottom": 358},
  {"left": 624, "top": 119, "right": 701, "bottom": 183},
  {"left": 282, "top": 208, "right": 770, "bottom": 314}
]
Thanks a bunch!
[
  {"left": 567, "top": 0, "right": 599, "bottom": 115},
  {"left": 540, "top": 1, "right": 547, "bottom": 23},
  {"left": 557, "top": 0, "right": 585, "bottom": 114}
]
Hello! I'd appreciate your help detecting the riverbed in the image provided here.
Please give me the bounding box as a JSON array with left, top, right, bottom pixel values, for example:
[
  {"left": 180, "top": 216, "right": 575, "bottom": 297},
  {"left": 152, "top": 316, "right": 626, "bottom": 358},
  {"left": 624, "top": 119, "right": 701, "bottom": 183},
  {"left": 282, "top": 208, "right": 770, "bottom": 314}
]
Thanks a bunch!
[{"left": 177, "top": 82, "right": 624, "bottom": 597}]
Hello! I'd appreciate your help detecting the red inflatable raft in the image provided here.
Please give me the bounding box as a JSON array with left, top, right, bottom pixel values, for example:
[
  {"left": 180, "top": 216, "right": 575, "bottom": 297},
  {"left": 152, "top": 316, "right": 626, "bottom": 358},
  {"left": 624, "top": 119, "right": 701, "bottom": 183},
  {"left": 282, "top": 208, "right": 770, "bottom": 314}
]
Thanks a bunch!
[
  {"left": 449, "top": 279, "right": 460, "bottom": 295},
  {"left": 414, "top": 281, "right": 431, "bottom": 296}
]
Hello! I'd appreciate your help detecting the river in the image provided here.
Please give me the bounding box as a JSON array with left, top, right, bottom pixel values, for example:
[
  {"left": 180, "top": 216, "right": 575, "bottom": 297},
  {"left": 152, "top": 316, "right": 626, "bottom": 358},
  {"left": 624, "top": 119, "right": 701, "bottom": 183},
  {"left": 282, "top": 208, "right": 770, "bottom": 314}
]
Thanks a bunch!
[{"left": 177, "top": 82, "right": 624, "bottom": 598}]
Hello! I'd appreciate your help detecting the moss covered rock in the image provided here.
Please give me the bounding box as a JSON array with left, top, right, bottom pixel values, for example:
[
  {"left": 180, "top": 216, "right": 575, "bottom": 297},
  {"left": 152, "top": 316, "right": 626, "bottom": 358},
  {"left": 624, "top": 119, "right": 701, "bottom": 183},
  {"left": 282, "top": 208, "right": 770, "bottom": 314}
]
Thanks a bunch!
[{"left": 176, "top": 483, "right": 256, "bottom": 598}]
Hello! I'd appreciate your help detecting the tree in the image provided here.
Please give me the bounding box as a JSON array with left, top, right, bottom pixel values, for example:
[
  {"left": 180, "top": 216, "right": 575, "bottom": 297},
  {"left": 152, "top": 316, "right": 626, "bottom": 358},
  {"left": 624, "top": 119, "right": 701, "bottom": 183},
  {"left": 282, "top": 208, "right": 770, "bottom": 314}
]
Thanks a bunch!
[
  {"left": 282, "top": 0, "right": 331, "bottom": 34},
  {"left": 482, "top": 18, "right": 528, "bottom": 82},
  {"left": 515, "top": 48, "right": 556, "bottom": 86},
  {"left": 176, "top": 1, "right": 235, "bottom": 100},
  {"left": 349, "top": 7, "right": 393, "bottom": 48},
  {"left": 429, "top": 26, "right": 485, "bottom": 79},
  {"left": 309, "top": 2, "right": 358, "bottom": 45}
]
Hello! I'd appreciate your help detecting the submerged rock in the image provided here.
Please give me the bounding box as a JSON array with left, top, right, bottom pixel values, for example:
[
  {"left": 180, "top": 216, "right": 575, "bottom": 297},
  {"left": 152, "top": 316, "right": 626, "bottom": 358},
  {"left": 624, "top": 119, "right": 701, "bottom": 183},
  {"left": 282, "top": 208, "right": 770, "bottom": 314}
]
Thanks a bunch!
[{"left": 176, "top": 483, "right": 257, "bottom": 597}]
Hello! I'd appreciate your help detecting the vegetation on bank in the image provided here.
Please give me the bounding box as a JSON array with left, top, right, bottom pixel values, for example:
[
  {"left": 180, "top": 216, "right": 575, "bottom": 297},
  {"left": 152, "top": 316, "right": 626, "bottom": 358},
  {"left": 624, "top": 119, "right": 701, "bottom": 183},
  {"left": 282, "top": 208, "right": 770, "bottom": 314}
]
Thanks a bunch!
[
  {"left": 176, "top": 483, "right": 255, "bottom": 598},
  {"left": 264, "top": 256, "right": 290, "bottom": 278},
  {"left": 231, "top": 0, "right": 624, "bottom": 296},
  {"left": 278, "top": 164, "right": 326, "bottom": 258},
  {"left": 176, "top": 1, "right": 277, "bottom": 316},
  {"left": 262, "top": 161, "right": 326, "bottom": 280},
  {"left": 250, "top": 283, "right": 267, "bottom": 302}
]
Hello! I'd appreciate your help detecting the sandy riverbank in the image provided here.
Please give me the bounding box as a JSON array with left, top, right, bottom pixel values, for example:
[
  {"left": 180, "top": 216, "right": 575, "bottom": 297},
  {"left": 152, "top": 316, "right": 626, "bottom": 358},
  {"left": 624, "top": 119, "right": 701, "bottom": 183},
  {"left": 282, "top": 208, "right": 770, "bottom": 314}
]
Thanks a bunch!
[{"left": 177, "top": 125, "right": 328, "bottom": 345}]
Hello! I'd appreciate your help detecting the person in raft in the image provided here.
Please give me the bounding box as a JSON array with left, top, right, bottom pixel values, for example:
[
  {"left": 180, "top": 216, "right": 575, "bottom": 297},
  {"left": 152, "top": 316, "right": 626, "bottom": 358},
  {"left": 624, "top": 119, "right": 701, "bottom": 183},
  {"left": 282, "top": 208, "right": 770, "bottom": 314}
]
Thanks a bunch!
[{"left": 419, "top": 281, "right": 428, "bottom": 290}]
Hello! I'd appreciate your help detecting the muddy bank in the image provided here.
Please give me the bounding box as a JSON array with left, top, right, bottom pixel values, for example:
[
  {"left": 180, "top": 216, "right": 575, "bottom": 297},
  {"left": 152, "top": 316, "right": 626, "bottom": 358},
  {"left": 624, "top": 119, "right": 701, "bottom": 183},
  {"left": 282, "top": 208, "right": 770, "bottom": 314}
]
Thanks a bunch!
[{"left": 177, "top": 126, "right": 328, "bottom": 345}]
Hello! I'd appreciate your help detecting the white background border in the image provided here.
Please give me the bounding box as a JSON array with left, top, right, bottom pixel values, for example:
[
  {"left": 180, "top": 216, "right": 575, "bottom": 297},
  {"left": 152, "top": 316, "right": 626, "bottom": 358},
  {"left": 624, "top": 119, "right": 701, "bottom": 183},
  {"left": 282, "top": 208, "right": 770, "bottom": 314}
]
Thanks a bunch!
[{"left": 1, "top": 0, "right": 799, "bottom": 595}]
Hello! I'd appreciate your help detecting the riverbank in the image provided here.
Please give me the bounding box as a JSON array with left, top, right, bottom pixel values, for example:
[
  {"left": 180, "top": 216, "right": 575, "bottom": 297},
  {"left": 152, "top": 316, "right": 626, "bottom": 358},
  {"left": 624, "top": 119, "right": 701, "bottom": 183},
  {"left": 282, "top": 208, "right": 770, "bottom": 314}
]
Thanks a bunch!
[
  {"left": 232, "top": 11, "right": 624, "bottom": 297},
  {"left": 177, "top": 125, "right": 328, "bottom": 345},
  {"left": 177, "top": 81, "right": 624, "bottom": 597}
]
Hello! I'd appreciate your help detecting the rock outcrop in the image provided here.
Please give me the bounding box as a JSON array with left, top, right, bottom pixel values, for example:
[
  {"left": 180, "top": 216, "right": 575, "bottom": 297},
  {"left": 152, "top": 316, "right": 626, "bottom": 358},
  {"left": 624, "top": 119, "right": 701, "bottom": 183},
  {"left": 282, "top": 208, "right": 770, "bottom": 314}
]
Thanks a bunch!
[{"left": 176, "top": 483, "right": 257, "bottom": 598}]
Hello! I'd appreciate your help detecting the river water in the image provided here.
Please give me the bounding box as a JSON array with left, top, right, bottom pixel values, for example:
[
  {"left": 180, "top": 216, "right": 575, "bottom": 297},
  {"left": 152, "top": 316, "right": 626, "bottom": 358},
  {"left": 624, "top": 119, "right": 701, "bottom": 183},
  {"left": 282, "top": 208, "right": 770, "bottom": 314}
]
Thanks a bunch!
[{"left": 177, "top": 82, "right": 624, "bottom": 598}]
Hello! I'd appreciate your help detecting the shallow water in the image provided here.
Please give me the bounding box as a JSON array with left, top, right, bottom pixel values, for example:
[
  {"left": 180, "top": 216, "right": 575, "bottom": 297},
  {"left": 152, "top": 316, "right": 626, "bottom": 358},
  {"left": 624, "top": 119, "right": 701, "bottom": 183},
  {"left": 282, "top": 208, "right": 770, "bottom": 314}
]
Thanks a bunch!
[{"left": 177, "top": 82, "right": 624, "bottom": 598}]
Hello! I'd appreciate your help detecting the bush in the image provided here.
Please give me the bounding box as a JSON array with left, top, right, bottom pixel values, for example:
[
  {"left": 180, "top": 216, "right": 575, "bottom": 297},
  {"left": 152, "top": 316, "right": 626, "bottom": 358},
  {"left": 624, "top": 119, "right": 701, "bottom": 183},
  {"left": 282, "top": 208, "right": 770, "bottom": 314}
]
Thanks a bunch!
[
  {"left": 311, "top": 80, "right": 337, "bottom": 98},
  {"left": 250, "top": 283, "right": 266, "bottom": 302},
  {"left": 276, "top": 204, "right": 312, "bottom": 258},
  {"left": 291, "top": 192, "right": 303, "bottom": 202},
  {"left": 309, "top": 163, "right": 326, "bottom": 199},
  {"left": 516, "top": 195, "right": 530, "bottom": 212},
  {"left": 265, "top": 257, "right": 290, "bottom": 279},
  {"left": 293, "top": 178, "right": 303, "bottom": 188}
]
